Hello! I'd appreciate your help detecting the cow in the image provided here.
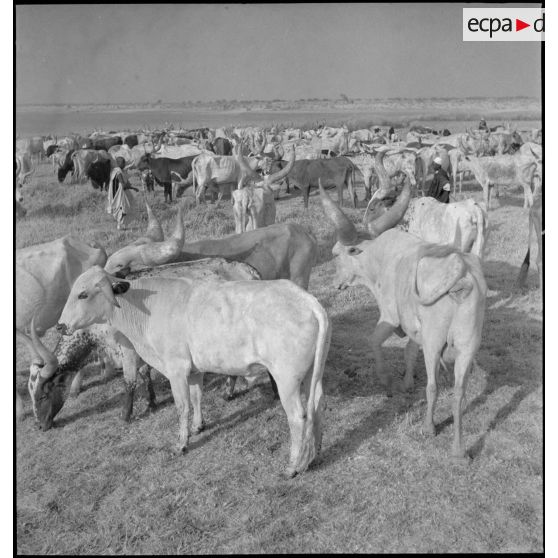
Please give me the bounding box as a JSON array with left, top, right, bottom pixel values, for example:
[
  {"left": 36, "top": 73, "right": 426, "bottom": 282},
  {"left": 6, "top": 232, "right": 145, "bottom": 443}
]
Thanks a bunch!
[
  {"left": 25, "top": 258, "right": 264, "bottom": 430},
  {"left": 15, "top": 152, "right": 36, "bottom": 185},
  {"left": 460, "top": 153, "right": 540, "bottom": 210},
  {"left": 72, "top": 149, "right": 113, "bottom": 183},
  {"left": 192, "top": 152, "right": 262, "bottom": 204},
  {"left": 137, "top": 154, "right": 196, "bottom": 203},
  {"left": 87, "top": 159, "right": 112, "bottom": 190},
  {"left": 231, "top": 145, "right": 295, "bottom": 233},
  {"left": 320, "top": 180, "right": 487, "bottom": 462},
  {"left": 516, "top": 194, "right": 543, "bottom": 291},
  {"left": 366, "top": 193, "right": 488, "bottom": 258},
  {"left": 104, "top": 205, "right": 185, "bottom": 276},
  {"left": 92, "top": 136, "right": 122, "bottom": 151},
  {"left": 175, "top": 223, "right": 317, "bottom": 290},
  {"left": 210, "top": 137, "right": 232, "bottom": 156},
  {"left": 124, "top": 134, "right": 139, "bottom": 148},
  {"left": 16, "top": 236, "right": 107, "bottom": 419},
  {"left": 284, "top": 156, "right": 357, "bottom": 209},
  {"left": 56, "top": 149, "right": 75, "bottom": 183},
  {"left": 364, "top": 147, "right": 418, "bottom": 200},
  {"left": 57, "top": 266, "right": 331, "bottom": 478}
]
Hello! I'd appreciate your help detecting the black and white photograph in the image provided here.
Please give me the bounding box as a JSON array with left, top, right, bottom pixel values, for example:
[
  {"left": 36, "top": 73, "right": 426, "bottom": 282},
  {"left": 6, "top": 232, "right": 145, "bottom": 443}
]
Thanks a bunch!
[{"left": 15, "top": 3, "right": 543, "bottom": 553}]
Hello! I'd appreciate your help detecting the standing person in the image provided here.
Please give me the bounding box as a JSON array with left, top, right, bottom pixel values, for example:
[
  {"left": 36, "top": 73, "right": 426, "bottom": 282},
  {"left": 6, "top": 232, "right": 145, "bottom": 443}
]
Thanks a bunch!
[
  {"left": 427, "top": 156, "right": 451, "bottom": 204},
  {"left": 107, "top": 157, "right": 139, "bottom": 230}
]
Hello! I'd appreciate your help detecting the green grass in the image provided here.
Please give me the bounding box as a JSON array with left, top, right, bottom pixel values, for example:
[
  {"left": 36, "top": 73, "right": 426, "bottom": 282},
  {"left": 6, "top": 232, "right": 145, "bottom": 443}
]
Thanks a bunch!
[{"left": 16, "top": 134, "right": 542, "bottom": 553}]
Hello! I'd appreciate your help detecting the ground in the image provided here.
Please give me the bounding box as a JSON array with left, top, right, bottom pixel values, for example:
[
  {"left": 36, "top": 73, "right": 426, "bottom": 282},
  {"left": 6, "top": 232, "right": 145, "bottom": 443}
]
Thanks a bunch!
[{"left": 16, "top": 131, "right": 542, "bottom": 553}]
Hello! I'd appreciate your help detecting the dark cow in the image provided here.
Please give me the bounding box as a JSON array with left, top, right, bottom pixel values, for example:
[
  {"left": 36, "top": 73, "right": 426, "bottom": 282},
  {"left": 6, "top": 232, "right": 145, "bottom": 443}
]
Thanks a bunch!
[
  {"left": 92, "top": 136, "right": 122, "bottom": 151},
  {"left": 442, "top": 129, "right": 451, "bottom": 136},
  {"left": 284, "top": 157, "right": 357, "bottom": 208},
  {"left": 210, "top": 137, "right": 232, "bottom": 156},
  {"left": 87, "top": 159, "right": 112, "bottom": 190},
  {"left": 45, "top": 145, "right": 58, "bottom": 158},
  {"left": 137, "top": 154, "right": 196, "bottom": 203},
  {"left": 124, "top": 134, "right": 139, "bottom": 149},
  {"left": 57, "top": 150, "right": 75, "bottom": 183}
]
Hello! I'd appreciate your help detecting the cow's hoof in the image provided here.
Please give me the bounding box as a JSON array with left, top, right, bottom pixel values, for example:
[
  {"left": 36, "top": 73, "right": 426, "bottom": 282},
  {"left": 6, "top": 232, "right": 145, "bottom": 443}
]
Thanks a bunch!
[
  {"left": 451, "top": 453, "right": 472, "bottom": 466},
  {"left": 174, "top": 444, "right": 188, "bottom": 456},
  {"left": 120, "top": 411, "right": 133, "bottom": 423},
  {"left": 281, "top": 467, "right": 297, "bottom": 480},
  {"left": 192, "top": 421, "right": 205, "bottom": 435},
  {"left": 421, "top": 423, "right": 436, "bottom": 437}
]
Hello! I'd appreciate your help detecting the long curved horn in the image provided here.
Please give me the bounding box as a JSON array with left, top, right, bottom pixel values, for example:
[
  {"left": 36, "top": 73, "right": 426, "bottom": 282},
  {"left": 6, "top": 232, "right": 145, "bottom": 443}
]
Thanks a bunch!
[
  {"left": 373, "top": 149, "right": 391, "bottom": 191},
  {"left": 145, "top": 201, "right": 164, "bottom": 242},
  {"left": 30, "top": 316, "right": 59, "bottom": 379},
  {"left": 319, "top": 178, "right": 359, "bottom": 245},
  {"left": 258, "top": 146, "right": 295, "bottom": 187},
  {"left": 171, "top": 204, "right": 184, "bottom": 245},
  {"left": 234, "top": 147, "right": 260, "bottom": 183},
  {"left": 152, "top": 132, "right": 164, "bottom": 153},
  {"left": 366, "top": 181, "right": 411, "bottom": 238}
]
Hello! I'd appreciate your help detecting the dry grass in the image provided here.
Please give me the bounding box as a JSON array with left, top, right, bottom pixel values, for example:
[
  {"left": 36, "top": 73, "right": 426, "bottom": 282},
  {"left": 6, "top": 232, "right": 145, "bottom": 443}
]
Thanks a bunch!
[{"left": 16, "top": 130, "right": 542, "bottom": 553}]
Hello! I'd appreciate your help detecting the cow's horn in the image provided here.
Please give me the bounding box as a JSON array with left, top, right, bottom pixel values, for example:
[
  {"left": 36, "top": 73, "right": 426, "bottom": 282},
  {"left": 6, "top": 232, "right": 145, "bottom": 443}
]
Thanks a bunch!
[
  {"left": 234, "top": 148, "right": 259, "bottom": 183},
  {"left": 171, "top": 204, "right": 185, "bottom": 246},
  {"left": 367, "top": 181, "right": 411, "bottom": 238},
  {"left": 30, "top": 316, "right": 59, "bottom": 379},
  {"left": 145, "top": 202, "right": 164, "bottom": 242},
  {"left": 319, "top": 179, "right": 359, "bottom": 245},
  {"left": 260, "top": 146, "right": 295, "bottom": 187}
]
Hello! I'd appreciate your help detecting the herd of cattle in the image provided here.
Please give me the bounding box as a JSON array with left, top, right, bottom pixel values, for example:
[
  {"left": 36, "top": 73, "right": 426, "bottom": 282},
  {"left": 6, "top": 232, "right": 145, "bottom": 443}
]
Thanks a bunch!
[{"left": 15, "top": 119, "right": 542, "bottom": 477}]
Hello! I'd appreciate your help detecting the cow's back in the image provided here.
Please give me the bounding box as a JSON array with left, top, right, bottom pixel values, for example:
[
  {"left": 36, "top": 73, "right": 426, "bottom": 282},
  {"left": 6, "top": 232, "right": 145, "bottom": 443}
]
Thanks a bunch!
[{"left": 16, "top": 236, "right": 107, "bottom": 332}]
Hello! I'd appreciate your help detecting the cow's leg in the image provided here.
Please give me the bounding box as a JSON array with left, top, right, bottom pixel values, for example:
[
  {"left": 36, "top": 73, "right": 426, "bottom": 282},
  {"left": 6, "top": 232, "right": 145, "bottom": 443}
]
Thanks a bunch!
[
  {"left": 16, "top": 391, "right": 24, "bottom": 421},
  {"left": 188, "top": 370, "right": 205, "bottom": 434},
  {"left": 451, "top": 350, "right": 474, "bottom": 461},
  {"left": 274, "top": 371, "right": 305, "bottom": 478},
  {"left": 167, "top": 363, "right": 192, "bottom": 453},
  {"left": 120, "top": 345, "right": 140, "bottom": 421},
  {"left": 370, "top": 321, "right": 396, "bottom": 397},
  {"left": 422, "top": 344, "right": 442, "bottom": 437},
  {"left": 363, "top": 171, "right": 372, "bottom": 201},
  {"left": 223, "top": 376, "right": 237, "bottom": 400},
  {"left": 69, "top": 369, "right": 84, "bottom": 398},
  {"left": 403, "top": 339, "right": 420, "bottom": 391},
  {"left": 302, "top": 365, "right": 324, "bottom": 454},
  {"left": 347, "top": 174, "right": 357, "bottom": 208},
  {"left": 138, "top": 364, "right": 156, "bottom": 411},
  {"left": 337, "top": 181, "right": 344, "bottom": 207},
  {"left": 100, "top": 355, "right": 115, "bottom": 382},
  {"left": 303, "top": 185, "right": 310, "bottom": 209},
  {"left": 522, "top": 180, "right": 534, "bottom": 209}
]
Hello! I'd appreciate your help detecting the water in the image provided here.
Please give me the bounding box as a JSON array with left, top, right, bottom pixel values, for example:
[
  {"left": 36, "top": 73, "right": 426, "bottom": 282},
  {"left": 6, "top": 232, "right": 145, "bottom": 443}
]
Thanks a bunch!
[{"left": 16, "top": 108, "right": 541, "bottom": 137}]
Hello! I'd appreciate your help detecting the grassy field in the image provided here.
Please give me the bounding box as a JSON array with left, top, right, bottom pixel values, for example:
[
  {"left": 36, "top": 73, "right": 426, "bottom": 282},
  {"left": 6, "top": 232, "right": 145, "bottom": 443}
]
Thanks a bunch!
[{"left": 16, "top": 133, "right": 542, "bottom": 553}]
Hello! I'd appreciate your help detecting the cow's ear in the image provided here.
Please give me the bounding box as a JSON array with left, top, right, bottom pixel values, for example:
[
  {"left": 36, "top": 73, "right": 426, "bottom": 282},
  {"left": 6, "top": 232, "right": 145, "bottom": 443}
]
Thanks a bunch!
[{"left": 112, "top": 281, "right": 130, "bottom": 296}]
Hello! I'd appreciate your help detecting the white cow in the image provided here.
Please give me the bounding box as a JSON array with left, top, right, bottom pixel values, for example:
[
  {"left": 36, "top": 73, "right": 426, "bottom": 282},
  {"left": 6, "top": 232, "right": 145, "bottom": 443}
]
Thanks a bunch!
[{"left": 58, "top": 267, "right": 331, "bottom": 478}]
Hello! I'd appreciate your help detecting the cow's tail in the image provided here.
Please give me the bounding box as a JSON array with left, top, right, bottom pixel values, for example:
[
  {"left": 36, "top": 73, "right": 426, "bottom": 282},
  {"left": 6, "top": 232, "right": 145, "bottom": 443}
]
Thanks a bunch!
[
  {"left": 294, "top": 300, "right": 331, "bottom": 475},
  {"left": 412, "top": 244, "right": 470, "bottom": 306},
  {"left": 471, "top": 202, "right": 488, "bottom": 258}
]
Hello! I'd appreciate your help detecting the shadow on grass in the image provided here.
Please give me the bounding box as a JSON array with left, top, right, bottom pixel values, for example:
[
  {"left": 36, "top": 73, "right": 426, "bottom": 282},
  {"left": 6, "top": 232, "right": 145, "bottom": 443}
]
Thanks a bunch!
[{"left": 315, "top": 262, "right": 541, "bottom": 469}]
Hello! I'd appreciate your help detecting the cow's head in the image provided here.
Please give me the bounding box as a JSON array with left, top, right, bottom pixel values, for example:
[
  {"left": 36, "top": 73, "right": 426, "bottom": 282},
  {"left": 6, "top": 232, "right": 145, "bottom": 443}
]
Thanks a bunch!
[
  {"left": 58, "top": 266, "right": 130, "bottom": 335},
  {"left": 320, "top": 179, "right": 411, "bottom": 290},
  {"left": 24, "top": 317, "right": 65, "bottom": 430}
]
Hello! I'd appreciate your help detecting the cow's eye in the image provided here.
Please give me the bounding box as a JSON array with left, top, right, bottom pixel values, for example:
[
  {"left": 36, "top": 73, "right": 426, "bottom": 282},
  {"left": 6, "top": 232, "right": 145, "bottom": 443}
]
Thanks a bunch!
[{"left": 78, "top": 291, "right": 88, "bottom": 299}]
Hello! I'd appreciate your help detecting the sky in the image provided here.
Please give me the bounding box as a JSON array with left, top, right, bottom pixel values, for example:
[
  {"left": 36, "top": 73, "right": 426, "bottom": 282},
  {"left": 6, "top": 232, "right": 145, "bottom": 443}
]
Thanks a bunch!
[{"left": 15, "top": 3, "right": 542, "bottom": 104}]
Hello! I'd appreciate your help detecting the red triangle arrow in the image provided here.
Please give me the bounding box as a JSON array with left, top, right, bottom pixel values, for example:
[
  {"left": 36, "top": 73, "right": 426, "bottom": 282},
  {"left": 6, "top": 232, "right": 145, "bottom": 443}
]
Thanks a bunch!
[{"left": 516, "top": 18, "right": 530, "bottom": 31}]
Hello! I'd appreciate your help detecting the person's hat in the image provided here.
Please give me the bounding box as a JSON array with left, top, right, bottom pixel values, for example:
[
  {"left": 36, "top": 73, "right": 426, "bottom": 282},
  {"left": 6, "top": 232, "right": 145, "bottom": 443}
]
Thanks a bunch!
[
  {"left": 480, "top": 117, "right": 486, "bottom": 121},
  {"left": 433, "top": 156, "right": 442, "bottom": 165}
]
